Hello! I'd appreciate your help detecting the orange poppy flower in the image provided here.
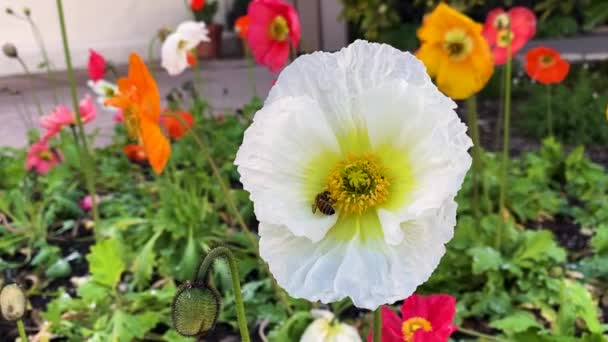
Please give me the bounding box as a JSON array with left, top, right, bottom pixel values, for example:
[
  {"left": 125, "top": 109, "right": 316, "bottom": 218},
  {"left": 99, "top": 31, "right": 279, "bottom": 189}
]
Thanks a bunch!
[
  {"left": 525, "top": 46, "right": 570, "bottom": 85},
  {"left": 235, "top": 15, "right": 250, "bottom": 40},
  {"left": 106, "top": 54, "right": 171, "bottom": 174},
  {"left": 123, "top": 144, "right": 147, "bottom": 163},
  {"left": 160, "top": 110, "right": 194, "bottom": 140}
]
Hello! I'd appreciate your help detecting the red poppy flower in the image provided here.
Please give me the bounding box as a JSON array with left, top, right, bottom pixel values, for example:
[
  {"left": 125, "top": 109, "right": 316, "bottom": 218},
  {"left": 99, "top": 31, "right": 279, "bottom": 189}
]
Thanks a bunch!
[
  {"left": 525, "top": 46, "right": 570, "bottom": 85},
  {"left": 368, "top": 294, "right": 457, "bottom": 342},
  {"left": 482, "top": 7, "right": 536, "bottom": 65},
  {"left": 235, "top": 15, "right": 251, "bottom": 40},
  {"left": 191, "top": 0, "right": 205, "bottom": 11},
  {"left": 123, "top": 144, "right": 147, "bottom": 164},
  {"left": 160, "top": 111, "right": 194, "bottom": 139},
  {"left": 246, "top": 0, "right": 301, "bottom": 73},
  {"left": 88, "top": 49, "right": 106, "bottom": 81}
]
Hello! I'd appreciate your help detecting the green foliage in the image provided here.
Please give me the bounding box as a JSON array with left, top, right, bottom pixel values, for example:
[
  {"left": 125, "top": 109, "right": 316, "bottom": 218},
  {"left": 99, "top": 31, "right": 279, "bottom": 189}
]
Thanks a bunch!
[
  {"left": 339, "top": 0, "right": 400, "bottom": 40},
  {"left": 516, "top": 67, "right": 608, "bottom": 146}
]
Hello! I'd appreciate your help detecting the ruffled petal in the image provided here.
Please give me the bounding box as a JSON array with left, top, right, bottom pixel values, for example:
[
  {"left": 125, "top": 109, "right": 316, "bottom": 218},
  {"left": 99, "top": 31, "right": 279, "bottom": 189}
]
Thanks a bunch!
[{"left": 161, "top": 34, "right": 189, "bottom": 76}]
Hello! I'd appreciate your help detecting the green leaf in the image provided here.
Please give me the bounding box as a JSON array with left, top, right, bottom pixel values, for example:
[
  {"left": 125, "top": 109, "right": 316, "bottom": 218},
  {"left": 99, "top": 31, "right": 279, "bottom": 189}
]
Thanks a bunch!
[
  {"left": 86, "top": 239, "right": 125, "bottom": 287},
  {"left": 468, "top": 246, "right": 503, "bottom": 274},
  {"left": 133, "top": 229, "right": 163, "bottom": 289},
  {"left": 110, "top": 310, "right": 161, "bottom": 342},
  {"left": 590, "top": 225, "right": 608, "bottom": 255},
  {"left": 267, "top": 311, "right": 313, "bottom": 342},
  {"left": 556, "top": 280, "right": 602, "bottom": 335},
  {"left": 78, "top": 281, "right": 110, "bottom": 303},
  {"left": 513, "top": 230, "right": 566, "bottom": 266},
  {"left": 490, "top": 311, "right": 544, "bottom": 335}
]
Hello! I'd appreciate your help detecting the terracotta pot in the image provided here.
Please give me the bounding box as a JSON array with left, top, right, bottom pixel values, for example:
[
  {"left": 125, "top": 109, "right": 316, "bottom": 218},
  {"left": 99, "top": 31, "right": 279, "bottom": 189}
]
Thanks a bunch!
[{"left": 197, "top": 23, "right": 223, "bottom": 59}]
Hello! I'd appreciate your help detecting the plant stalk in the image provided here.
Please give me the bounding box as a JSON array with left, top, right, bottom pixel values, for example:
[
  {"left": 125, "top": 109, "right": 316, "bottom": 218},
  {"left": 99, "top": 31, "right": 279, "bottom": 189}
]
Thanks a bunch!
[
  {"left": 196, "top": 247, "right": 250, "bottom": 342},
  {"left": 547, "top": 85, "right": 553, "bottom": 137},
  {"left": 27, "top": 16, "right": 59, "bottom": 105},
  {"left": 458, "top": 327, "right": 510, "bottom": 342},
  {"left": 466, "top": 96, "right": 482, "bottom": 220},
  {"left": 17, "top": 319, "right": 28, "bottom": 342},
  {"left": 373, "top": 308, "right": 382, "bottom": 342},
  {"left": 56, "top": 0, "right": 100, "bottom": 236},
  {"left": 496, "top": 44, "right": 512, "bottom": 250},
  {"left": 242, "top": 41, "right": 258, "bottom": 98},
  {"left": 15, "top": 57, "right": 44, "bottom": 116}
]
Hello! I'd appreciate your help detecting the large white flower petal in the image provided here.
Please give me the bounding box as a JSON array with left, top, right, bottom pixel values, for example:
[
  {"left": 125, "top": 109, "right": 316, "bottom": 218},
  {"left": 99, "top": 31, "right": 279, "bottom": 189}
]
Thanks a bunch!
[
  {"left": 236, "top": 96, "right": 341, "bottom": 242},
  {"left": 176, "top": 21, "right": 210, "bottom": 48},
  {"left": 259, "top": 199, "right": 458, "bottom": 310},
  {"left": 161, "top": 34, "right": 189, "bottom": 76}
]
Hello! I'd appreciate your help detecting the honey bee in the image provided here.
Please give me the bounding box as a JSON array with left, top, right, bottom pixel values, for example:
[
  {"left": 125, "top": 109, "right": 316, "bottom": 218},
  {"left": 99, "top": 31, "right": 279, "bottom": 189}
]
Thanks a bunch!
[{"left": 312, "top": 191, "right": 335, "bottom": 215}]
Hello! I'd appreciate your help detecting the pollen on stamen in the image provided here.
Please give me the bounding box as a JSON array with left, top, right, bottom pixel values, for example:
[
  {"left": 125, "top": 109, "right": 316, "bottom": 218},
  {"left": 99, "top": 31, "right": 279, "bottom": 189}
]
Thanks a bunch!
[{"left": 326, "top": 153, "right": 390, "bottom": 215}]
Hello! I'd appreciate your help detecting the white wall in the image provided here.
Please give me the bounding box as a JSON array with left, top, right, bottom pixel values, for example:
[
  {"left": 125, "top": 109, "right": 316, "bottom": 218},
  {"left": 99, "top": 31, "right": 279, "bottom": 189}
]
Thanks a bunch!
[{"left": 0, "top": 0, "right": 197, "bottom": 76}]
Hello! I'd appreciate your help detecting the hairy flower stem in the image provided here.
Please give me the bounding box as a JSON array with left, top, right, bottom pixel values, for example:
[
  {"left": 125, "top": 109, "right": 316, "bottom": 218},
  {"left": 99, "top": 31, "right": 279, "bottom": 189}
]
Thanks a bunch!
[
  {"left": 147, "top": 36, "right": 158, "bottom": 78},
  {"left": 242, "top": 41, "right": 258, "bottom": 98},
  {"left": 373, "top": 308, "right": 382, "bottom": 342},
  {"left": 547, "top": 86, "right": 553, "bottom": 137},
  {"left": 466, "top": 96, "right": 482, "bottom": 220},
  {"left": 197, "top": 247, "right": 250, "bottom": 342},
  {"left": 26, "top": 16, "right": 59, "bottom": 105},
  {"left": 458, "top": 327, "right": 510, "bottom": 342},
  {"left": 497, "top": 45, "right": 512, "bottom": 250},
  {"left": 56, "top": 0, "right": 100, "bottom": 237},
  {"left": 17, "top": 319, "right": 28, "bottom": 342},
  {"left": 15, "top": 57, "right": 43, "bottom": 116},
  {"left": 174, "top": 114, "right": 293, "bottom": 314},
  {"left": 193, "top": 58, "right": 205, "bottom": 99}
]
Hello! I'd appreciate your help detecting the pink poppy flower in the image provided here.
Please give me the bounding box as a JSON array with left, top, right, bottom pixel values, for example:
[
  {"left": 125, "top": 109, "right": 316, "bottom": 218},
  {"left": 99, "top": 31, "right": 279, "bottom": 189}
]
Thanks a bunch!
[
  {"left": 482, "top": 7, "right": 536, "bottom": 65},
  {"left": 79, "top": 195, "right": 101, "bottom": 212},
  {"left": 368, "top": 294, "right": 457, "bottom": 342},
  {"left": 88, "top": 49, "right": 106, "bottom": 81},
  {"left": 39, "top": 96, "right": 97, "bottom": 139},
  {"left": 246, "top": 0, "right": 301, "bottom": 73},
  {"left": 25, "top": 140, "right": 63, "bottom": 174}
]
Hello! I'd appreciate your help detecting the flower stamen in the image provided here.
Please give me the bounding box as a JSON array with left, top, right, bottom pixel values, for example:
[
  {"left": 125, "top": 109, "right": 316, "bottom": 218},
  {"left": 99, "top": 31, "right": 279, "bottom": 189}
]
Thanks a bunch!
[
  {"left": 444, "top": 29, "right": 473, "bottom": 60},
  {"left": 402, "top": 317, "right": 432, "bottom": 342},
  {"left": 326, "top": 153, "right": 390, "bottom": 215},
  {"left": 269, "top": 15, "right": 289, "bottom": 41}
]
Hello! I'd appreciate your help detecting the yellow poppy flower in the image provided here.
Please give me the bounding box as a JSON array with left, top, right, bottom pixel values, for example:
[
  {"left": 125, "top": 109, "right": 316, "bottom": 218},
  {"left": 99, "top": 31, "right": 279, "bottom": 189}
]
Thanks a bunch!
[{"left": 416, "top": 3, "right": 494, "bottom": 100}]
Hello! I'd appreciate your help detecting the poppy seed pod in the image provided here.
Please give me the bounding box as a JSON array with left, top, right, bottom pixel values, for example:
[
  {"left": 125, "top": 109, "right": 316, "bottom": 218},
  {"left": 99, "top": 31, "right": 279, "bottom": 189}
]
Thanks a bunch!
[
  {"left": 2, "top": 43, "right": 18, "bottom": 58},
  {"left": 0, "top": 284, "right": 26, "bottom": 321}
]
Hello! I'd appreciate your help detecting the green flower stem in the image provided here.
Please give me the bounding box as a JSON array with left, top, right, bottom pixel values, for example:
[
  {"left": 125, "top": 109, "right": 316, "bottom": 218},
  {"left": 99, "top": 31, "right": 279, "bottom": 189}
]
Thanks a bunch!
[
  {"left": 494, "top": 65, "right": 507, "bottom": 149},
  {"left": 193, "top": 57, "right": 205, "bottom": 99},
  {"left": 547, "top": 85, "right": 553, "bottom": 137},
  {"left": 373, "top": 308, "right": 382, "bottom": 342},
  {"left": 147, "top": 36, "right": 158, "bottom": 78},
  {"left": 242, "top": 41, "right": 258, "bottom": 98},
  {"left": 17, "top": 319, "right": 28, "bottom": 342},
  {"left": 496, "top": 44, "right": 512, "bottom": 250},
  {"left": 26, "top": 16, "right": 59, "bottom": 105},
  {"left": 196, "top": 247, "right": 250, "bottom": 342},
  {"left": 56, "top": 0, "right": 100, "bottom": 237},
  {"left": 458, "top": 327, "right": 510, "bottom": 342},
  {"left": 172, "top": 113, "right": 294, "bottom": 314},
  {"left": 466, "top": 96, "right": 481, "bottom": 220},
  {"left": 15, "top": 57, "right": 43, "bottom": 116}
]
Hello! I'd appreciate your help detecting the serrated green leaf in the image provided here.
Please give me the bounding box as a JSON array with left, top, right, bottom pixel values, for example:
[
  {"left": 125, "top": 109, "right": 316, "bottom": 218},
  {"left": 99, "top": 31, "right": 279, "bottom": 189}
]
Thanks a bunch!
[
  {"left": 110, "top": 310, "right": 161, "bottom": 342},
  {"left": 590, "top": 225, "right": 608, "bottom": 255},
  {"left": 133, "top": 229, "right": 163, "bottom": 289},
  {"left": 514, "top": 230, "right": 566, "bottom": 265},
  {"left": 87, "top": 239, "right": 125, "bottom": 287},
  {"left": 556, "top": 280, "right": 602, "bottom": 335},
  {"left": 468, "top": 246, "right": 503, "bottom": 274},
  {"left": 490, "top": 311, "right": 544, "bottom": 335}
]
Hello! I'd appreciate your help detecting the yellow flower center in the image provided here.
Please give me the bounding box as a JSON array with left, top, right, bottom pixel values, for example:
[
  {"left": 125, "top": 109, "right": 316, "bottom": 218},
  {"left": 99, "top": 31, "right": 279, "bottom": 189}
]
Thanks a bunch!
[
  {"left": 123, "top": 108, "right": 141, "bottom": 140},
  {"left": 103, "top": 86, "right": 115, "bottom": 97},
  {"left": 326, "top": 153, "right": 390, "bottom": 215},
  {"left": 269, "top": 15, "right": 289, "bottom": 41},
  {"left": 540, "top": 54, "right": 555, "bottom": 67},
  {"left": 402, "top": 317, "right": 432, "bottom": 342},
  {"left": 444, "top": 29, "right": 473, "bottom": 61},
  {"left": 496, "top": 29, "right": 514, "bottom": 48},
  {"left": 39, "top": 150, "right": 53, "bottom": 161},
  {"left": 177, "top": 39, "right": 188, "bottom": 51},
  {"left": 493, "top": 13, "right": 510, "bottom": 30}
]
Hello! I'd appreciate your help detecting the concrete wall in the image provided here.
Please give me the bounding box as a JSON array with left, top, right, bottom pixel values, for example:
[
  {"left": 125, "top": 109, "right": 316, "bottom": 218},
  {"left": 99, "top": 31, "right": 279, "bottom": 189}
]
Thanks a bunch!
[{"left": 0, "top": 0, "right": 347, "bottom": 77}]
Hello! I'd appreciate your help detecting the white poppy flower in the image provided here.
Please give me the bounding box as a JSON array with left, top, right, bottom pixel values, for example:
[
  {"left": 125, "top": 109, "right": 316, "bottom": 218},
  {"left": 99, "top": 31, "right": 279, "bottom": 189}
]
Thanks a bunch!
[
  {"left": 300, "top": 310, "right": 361, "bottom": 342},
  {"left": 87, "top": 79, "right": 118, "bottom": 111},
  {"left": 161, "top": 21, "right": 210, "bottom": 76},
  {"left": 235, "top": 40, "right": 472, "bottom": 310}
]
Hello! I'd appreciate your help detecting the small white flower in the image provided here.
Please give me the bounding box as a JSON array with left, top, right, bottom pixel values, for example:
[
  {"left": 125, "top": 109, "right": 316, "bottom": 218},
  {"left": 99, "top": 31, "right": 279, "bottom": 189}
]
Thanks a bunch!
[
  {"left": 87, "top": 79, "right": 118, "bottom": 111},
  {"left": 235, "top": 40, "right": 472, "bottom": 310},
  {"left": 300, "top": 310, "right": 361, "bottom": 342},
  {"left": 161, "top": 21, "right": 210, "bottom": 76}
]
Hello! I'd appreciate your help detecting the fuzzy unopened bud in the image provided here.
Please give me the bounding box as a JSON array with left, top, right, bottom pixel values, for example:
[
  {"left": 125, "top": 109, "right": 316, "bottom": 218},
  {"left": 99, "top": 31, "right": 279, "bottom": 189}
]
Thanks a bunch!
[
  {"left": 5, "top": 8, "right": 14, "bottom": 15},
  {"left": 172, "top": 281, "right": 220, "bottom": 336},
  {"left": 2, "top": 43, "right": 18, "bottom": 58},
  {"left": 0, "top": 284, "right": 26, "bottom": 321},
  {"left": 157, "top": 27, "right": 173, "bottom": 42},
  {"left": 23, "top": 7, "right": 31, "bottom": 16}
]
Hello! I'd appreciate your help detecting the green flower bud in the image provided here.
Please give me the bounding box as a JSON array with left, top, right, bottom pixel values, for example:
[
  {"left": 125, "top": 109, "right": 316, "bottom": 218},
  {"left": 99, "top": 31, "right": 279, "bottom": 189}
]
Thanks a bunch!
[
  {"left": 0, "top": 284, "right": 26, "bottom": 321},
  {"left": 2, "top": 43, "right": 18, "bottom": 58},
  {"left": 23, "top": 7, "right": 31, "bottom": 16},
  {"left": 172, "top": 281, "right": 220, "bottom": 337}
]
